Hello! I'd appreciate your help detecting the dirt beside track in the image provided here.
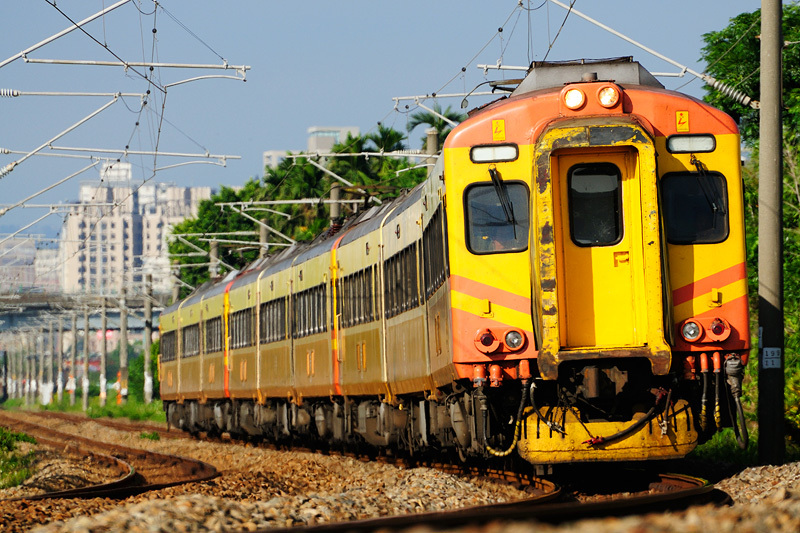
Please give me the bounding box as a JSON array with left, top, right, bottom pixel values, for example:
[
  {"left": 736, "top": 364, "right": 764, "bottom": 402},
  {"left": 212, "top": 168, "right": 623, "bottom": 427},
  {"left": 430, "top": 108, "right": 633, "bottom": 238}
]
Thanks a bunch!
[{"left": 1, "top": 410, "right": 799, "bottom": 532}]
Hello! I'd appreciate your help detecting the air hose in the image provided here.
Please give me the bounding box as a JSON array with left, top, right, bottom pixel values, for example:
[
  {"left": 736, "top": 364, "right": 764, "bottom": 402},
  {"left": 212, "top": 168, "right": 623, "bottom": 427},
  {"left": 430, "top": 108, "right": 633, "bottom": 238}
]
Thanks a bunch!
[
  {"left": 485, "top": 380, "right": 528, "bottom": 457},
  {"left": 725, "top": 356, "right": 750, "bottom": 450},
  {"left": 583, "top": 388, "right": 672, "bottom": 447}
]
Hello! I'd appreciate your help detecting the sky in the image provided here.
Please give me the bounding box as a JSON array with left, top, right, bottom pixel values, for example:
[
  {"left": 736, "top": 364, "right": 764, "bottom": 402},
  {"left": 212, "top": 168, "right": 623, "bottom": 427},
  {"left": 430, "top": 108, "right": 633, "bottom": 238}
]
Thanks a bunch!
[{"left": 0, "top": 0, "right": 765, "bottom": 241}]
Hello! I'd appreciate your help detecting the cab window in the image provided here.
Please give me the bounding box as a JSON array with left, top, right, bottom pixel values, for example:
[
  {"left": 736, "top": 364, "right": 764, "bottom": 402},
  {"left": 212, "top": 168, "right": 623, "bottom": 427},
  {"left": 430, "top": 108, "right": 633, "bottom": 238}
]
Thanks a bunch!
[
  {"left": 661, "top": 172, "right": 729, "bottom": 244},
  {"left": 465, "top": 181, "right": 529, "bottom": 254}
]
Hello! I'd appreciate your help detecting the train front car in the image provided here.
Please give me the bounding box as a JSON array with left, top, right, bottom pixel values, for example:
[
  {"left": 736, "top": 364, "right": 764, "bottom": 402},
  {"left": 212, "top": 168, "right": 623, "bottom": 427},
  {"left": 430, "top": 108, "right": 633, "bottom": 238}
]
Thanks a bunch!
[{"left": 443, "top": 58, "right": 749, "bottom": 465}]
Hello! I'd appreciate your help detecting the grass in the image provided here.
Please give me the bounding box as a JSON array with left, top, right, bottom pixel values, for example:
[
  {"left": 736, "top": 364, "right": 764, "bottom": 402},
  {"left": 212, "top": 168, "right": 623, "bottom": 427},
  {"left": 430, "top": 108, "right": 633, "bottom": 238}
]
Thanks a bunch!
[
  {"left": 689, "top": 428, "right": 800, "bottom": 467},
  {"left": 139, "top": 431, "right": 161, "bottom": 441},
  {"left": 0, "top": 427, "right": 37, "bottom": 489},
  {"left": 4, "top": 393, "right": 166, "bottom": 424}
]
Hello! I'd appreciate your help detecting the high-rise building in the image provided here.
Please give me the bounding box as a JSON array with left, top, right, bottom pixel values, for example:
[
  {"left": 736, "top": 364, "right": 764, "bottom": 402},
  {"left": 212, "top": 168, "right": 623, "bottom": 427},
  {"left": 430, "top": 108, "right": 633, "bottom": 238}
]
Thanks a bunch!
[
  {"left": 60, "top": 162, "right": 212, "bottom": 295},
  {"left": 263, "top": 126, "right": 360, "bottom": 169}
]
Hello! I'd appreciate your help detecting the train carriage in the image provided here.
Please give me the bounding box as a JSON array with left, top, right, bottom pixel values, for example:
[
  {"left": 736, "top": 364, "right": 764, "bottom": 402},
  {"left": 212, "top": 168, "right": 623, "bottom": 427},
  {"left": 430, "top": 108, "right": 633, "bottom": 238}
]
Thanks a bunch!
[{"left": 161, "top": 57, "right": 749, "bottom": 466}]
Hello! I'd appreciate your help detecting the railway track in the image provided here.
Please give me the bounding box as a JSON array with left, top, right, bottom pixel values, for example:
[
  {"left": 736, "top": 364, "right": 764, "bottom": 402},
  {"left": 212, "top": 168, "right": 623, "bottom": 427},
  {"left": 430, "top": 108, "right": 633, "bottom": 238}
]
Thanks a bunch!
[
  {"left": 0, "top": 410, "right": 217, "bottom": 500},
  {"left": 258, "top": 472, "right": 724, "bottom": 533},
  {"left": 0, "top": 409, "right": 731, "bottom": 533}
]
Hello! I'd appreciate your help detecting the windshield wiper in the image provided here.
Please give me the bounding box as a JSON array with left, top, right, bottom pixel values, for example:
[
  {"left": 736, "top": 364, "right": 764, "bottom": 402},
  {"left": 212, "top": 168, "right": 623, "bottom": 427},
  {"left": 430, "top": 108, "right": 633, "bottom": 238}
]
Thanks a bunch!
[
  {"left": 488, "top": 166, "right": 517, "bottom": 238},
  {"left": 690, "top": 155, "right": 726, "bottom": 228}
]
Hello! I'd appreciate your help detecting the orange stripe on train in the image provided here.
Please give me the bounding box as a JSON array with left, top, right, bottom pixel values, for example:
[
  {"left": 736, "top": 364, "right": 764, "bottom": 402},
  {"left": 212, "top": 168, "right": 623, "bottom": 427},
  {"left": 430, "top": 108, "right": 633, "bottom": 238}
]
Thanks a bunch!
[
  {"left": 450, "top": 274, "right": 531, "bottom": 315},
  {"left": 671, "top": 262, "right": 746, "bottom": 306}
]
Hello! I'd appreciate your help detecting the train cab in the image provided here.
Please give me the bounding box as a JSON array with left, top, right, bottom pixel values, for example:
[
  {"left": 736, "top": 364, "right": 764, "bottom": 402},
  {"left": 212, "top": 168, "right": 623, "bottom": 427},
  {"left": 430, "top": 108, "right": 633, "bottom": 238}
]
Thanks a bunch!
[{"left": 443, "top": 58, "right": 749, "bottom": 463}]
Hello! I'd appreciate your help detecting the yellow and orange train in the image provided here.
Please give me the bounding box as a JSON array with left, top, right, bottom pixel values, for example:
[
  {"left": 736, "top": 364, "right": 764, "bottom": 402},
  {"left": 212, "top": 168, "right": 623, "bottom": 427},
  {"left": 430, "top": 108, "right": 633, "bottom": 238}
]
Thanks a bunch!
[{"left": 160, "top": 58, "right": 750, "bottom": 466}]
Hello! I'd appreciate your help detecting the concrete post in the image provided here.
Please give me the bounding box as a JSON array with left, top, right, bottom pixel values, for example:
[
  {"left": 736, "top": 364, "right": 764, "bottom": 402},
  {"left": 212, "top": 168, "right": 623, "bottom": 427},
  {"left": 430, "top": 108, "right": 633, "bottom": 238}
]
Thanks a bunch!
[
  {"left": 758, "top": 0, "right": 785, "bottom": 465},
  {"left": 69, "top": 312, "right": 77, "bottom": 406},
  {"left": 56, "top": 316, "right": 64, "bottom": 403},
  {"left": 82, "top": 307, "right": 90, "bottom": 412},
  {"left": 36, "top": 328, "right": 43, "bottom": 405},
  {"left": 100, "top": 298, "right": 108, "bottom": 407},
  {"left": 119, "top": 287, "right": 128, "bottom": 405},
  {"left": 144, "top": 274, "right": 153, "bottom": 404},
  {"left": 259, "top": 219, "right": 269, "bottom": 259}
]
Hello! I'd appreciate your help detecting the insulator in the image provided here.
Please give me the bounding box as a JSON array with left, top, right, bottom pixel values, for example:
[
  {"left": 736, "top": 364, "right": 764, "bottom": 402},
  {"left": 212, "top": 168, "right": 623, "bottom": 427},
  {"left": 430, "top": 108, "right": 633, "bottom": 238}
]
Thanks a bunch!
[
  {"left": 0, "top": 89, "right": 20, "bottom": 98},
  {"left": 0, "top": 162, "right": 16, "bottom": 178},
  {"left": 704, "top": 76, "right": 759, "bottom": 109}
]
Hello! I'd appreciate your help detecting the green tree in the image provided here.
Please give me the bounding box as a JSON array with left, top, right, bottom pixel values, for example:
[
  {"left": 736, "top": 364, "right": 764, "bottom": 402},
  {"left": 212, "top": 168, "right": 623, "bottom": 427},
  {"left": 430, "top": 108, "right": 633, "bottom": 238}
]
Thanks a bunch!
[
  {"left": 167, "top": 127, "right": 429, "bottom": 292},
  {"left": 701, "top": 5, "right": 800, "bottom": 145},
  {"left": 406, "top": 103, "right": 466, "bottom": 151},
  {"left": 701, "top": 4, "right": 800, "bottom": 432}
]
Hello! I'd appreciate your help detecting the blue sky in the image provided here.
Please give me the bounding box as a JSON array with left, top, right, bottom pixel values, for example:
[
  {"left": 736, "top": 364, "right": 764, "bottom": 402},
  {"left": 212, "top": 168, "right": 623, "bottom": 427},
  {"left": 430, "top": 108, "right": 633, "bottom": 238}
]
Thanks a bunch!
[{"left": 0, "top": 1, "right": 763, "bottom": 238}]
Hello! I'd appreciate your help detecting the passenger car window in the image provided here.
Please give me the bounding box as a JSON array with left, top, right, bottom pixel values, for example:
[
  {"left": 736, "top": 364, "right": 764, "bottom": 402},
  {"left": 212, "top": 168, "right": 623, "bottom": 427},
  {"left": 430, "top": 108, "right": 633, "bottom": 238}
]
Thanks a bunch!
[
  {"left": 661, "top": 172, "right": 729, "bottom": 244},
  {"left": 568, "top": 163, "right": 623, "bottom": 247},
  {"left": 465, "top": 182, "right": 529, "bottom": 254}
]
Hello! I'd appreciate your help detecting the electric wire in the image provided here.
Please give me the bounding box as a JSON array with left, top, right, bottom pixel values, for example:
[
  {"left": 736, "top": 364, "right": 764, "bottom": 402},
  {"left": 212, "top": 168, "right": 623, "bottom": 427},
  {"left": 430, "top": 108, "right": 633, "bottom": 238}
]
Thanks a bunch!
[
  {"left": 42, "top": 0, "right": 166, "bottom": 94},
  {"left": 542, "top": 0, "right": 576, "bottom": 61}
]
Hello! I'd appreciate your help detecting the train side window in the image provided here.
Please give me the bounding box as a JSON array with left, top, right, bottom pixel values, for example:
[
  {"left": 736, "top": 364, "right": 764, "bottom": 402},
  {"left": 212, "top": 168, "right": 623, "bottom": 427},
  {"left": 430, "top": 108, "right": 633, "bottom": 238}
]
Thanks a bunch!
[
  {"left": 182, "top": 324, "right": 200, "bottom": 357},
  {"left": 465, "top": 182, "right": 529, "bottom": 254},
  {"left": 661, "top": 171, "right": 729, "bottom": 244},
  {"left": 568, "top": 163, "right": 623, "bottom": 247},
  {"left": 160, "top": 331, "right": 176, "bottom": 363}
]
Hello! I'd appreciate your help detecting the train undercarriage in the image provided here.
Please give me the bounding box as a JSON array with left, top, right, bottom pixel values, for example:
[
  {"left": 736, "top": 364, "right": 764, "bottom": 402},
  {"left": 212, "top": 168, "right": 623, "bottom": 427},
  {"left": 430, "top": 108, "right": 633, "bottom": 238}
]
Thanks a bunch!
[{"left": 163, "top": 355, "right": 747, "bottom": 465}]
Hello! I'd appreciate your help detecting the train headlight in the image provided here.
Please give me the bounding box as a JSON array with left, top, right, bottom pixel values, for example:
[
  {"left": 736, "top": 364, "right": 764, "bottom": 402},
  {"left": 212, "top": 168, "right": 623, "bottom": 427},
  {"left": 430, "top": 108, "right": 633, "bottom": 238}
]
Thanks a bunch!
[
  {"left": 564, "top": 88, "right": 586, "bottom": 110},
  {"left": 505, "top": 330, "right": 524, "bottom": 350},
  {"left": 681, "top": 321, "right": 702, "bottom": 342},
  {"left": 597, "top": 86, "right": 620, "bottom": 108}
]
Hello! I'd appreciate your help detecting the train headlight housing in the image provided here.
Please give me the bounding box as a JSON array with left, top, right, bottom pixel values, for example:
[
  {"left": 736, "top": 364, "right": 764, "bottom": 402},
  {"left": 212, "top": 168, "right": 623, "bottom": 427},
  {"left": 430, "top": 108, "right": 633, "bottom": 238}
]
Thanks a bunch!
[
  {"left": 597, "top": 86, "right": 620, "bottom": 108},
  {"left": 504, "top": 330, "right": 524, "bottom": 350},
  {"left": 564, "top": 88, "right": 586, "bottom": 110},
  {"left": 681, "top": 321, "right": 702, "bottom": 342}
]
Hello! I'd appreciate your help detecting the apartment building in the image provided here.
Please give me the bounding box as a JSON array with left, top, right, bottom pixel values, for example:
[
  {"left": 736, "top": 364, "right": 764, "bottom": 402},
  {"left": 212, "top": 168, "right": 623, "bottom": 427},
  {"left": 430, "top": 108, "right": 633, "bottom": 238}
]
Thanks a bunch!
[{"left": 60, "top": 163, "right": 212, "bottom": 295}]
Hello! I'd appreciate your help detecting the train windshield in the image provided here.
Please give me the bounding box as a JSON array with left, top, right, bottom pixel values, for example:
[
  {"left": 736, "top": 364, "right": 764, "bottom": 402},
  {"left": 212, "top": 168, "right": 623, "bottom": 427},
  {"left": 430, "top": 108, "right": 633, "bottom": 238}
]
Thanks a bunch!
[
  {"left": 465, "top": 181, "right": 529, "bottom": 254},
  {"left": 661, "top": 172, "right": 729, "bottom": 244}
]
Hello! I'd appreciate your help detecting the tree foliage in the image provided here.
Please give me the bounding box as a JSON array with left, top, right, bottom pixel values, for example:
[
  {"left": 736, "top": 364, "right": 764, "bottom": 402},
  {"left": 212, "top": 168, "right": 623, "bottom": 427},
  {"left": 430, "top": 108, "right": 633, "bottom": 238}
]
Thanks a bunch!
[
  {"left": 701, "top": 4, "right": 800, "bottom": 145},
  {"left": 167, "top": 126, "right": 436, "bottom": 297},
  {"left": 406, "top": 103, "right": 467, "bottom": 151},
  {"left": 701, "top": 4, "right": 800, "bottom": 431}
]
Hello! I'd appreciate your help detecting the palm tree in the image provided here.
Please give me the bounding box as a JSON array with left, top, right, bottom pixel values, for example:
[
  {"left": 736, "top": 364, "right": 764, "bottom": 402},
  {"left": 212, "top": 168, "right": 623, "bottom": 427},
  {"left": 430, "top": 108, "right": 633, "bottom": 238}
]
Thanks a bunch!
[
  {"left": 365, "top": 124, "right": 406, "bottom": 153},
  {"left": 406, "top": 103, "right": 466, "bottom": 151}
]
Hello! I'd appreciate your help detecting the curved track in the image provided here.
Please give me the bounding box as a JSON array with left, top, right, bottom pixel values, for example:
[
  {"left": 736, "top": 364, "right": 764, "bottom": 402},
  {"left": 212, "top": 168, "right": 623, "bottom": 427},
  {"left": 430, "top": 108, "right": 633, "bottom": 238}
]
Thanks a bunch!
[
  {"left": 0, "top": 410, "right": 217, "bottom": 500},
  {"left": 263, "top": 472, "right": 724, "bottom": 533}
]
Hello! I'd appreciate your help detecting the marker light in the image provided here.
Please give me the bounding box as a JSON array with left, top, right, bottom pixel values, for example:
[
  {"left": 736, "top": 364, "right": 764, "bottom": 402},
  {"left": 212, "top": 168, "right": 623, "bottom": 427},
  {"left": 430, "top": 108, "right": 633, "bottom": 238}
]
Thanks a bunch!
[
  {"left": 681, "top": 321, "right": 702, "bottom": 342},
  {"left": 597, "top": 86, "right": 620, "bottom": 108},
  {"left": 710, "top": 318, "right": 726, "bottom": 336},
  {"left": 505, "top": 330, "right": 524, "bottom": 350},
  {"left": 564, "top": 88, "right": 586, "bottom": 110},
  {"left": 480, "top": 333, "right": 495, "bottom": 347}
]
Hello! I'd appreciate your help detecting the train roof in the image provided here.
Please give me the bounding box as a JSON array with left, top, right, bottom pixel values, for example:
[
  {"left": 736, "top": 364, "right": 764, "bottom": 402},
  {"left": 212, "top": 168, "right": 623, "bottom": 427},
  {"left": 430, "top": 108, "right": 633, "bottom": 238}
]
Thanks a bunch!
[{"left": 511, "top": 57, "right": 663, "bottom": 98}]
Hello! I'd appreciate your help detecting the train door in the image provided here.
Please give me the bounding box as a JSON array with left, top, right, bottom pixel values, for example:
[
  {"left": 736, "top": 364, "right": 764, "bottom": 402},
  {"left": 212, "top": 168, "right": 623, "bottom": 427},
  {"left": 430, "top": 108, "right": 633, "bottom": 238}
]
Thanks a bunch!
[{"left": 552, "top": 149, "right": 648, "bottom": 349}]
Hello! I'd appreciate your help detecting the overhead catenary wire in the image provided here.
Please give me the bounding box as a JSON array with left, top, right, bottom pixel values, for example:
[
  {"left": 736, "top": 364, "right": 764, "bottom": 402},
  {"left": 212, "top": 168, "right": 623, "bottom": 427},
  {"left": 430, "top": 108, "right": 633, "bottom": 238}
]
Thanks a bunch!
[{"left": 545, "top": 0, "right": 759, "bottom": 108}]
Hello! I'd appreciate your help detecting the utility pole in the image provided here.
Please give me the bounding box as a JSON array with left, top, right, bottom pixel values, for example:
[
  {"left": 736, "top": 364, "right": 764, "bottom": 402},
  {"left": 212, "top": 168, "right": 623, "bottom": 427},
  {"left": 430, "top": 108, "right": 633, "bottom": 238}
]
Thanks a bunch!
[
  {"left": 82, "top": 307, "right": 90, "bottom": 412},
  {"left": 44, "top": 322, "right": 54, "bottom": 405},
  {"left": 758, "top": 0, "right": 785, "bottom": 465},
  {"left": 56, "top": 316, "right": 64, "bottom": 403},
  {"left": 259, "top": 219, "right": 269, "bottom": 258},
  {"left": 100, "top": 298, "right": 108, "bottom": 407},
  {"left": 209, "top": 241, "right": 220, "bottom": 278},
  {"left": 69, "top": 312, "right": 77, "bottom": 406},
  {"left": 172, "top": 260, "right": 180, "bottom": 304},
  {"left": 426, "top": 128, "right": 439, "bottom": 164},
  {"left": 144, "top": 274, "right": 153, "bottom": 404},
  {"left": 36, "top": 328, "right": 43, "bottom": 405},
  {"left": 329, "top": 184, "right": 341, "bottom": 226},
  {"left": 24, "top": 334, "right": 31, "bottom": 406},
  {"left": 119, "top": 287, "right": 128, "bottom": 405}
]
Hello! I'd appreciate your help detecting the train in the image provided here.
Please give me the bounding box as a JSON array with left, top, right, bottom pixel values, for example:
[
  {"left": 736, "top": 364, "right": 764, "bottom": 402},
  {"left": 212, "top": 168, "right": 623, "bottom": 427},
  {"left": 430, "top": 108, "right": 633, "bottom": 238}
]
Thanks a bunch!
[{"left": 159, "top": 58, "right": 750, "bottom": 467}]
